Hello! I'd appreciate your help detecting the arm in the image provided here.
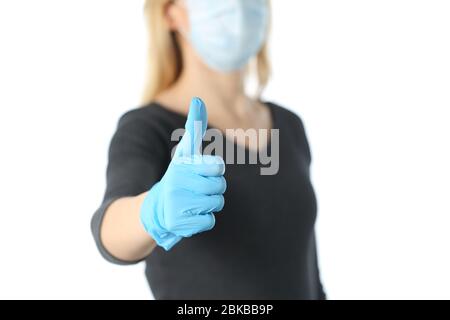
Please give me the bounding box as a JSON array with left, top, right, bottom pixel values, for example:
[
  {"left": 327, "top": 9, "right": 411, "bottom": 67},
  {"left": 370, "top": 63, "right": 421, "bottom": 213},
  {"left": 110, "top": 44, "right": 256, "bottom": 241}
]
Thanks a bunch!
[
  {"left": 92, "top": 98, "right": 225, "bottom": 263},
  {"left": 91, "top": 108, "right": 167, "bottom": 265},
  {"left": 100, "top": 193, "right": 156, "bottom": 263}
]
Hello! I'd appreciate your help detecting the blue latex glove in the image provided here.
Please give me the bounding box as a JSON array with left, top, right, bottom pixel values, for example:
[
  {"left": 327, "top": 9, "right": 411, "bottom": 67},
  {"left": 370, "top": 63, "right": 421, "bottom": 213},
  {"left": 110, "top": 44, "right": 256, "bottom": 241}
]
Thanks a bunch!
[{"left": 140, "top": 97, "right": 226, "bottom": 251}]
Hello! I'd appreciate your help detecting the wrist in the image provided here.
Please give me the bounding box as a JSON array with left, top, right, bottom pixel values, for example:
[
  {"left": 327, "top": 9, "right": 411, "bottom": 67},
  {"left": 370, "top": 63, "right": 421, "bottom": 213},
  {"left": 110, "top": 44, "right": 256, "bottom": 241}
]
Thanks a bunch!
[{"left": 140, "top": 182, "right": 181, "bottom": 251}]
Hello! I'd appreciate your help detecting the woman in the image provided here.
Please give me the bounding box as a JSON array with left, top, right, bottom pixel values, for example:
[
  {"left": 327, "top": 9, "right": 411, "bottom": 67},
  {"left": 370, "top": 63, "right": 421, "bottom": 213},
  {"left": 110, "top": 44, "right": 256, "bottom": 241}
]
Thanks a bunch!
[{"left": 91, "top": 0, "right": 325, "bottom": 299}]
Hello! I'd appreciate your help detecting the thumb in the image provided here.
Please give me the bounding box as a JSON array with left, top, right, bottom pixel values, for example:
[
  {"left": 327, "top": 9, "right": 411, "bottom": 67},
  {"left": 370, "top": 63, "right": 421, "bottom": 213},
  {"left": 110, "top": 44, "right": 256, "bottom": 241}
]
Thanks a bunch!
[{"left": 175, "top": 97, "right": 208, "bottom": 158}]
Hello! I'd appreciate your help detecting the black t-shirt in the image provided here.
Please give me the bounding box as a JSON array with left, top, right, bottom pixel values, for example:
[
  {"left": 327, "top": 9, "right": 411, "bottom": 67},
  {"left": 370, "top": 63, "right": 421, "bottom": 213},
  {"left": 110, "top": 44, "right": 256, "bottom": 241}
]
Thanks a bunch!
[{"left": 91, "top": 102, "right": 325, "bottom": 300}]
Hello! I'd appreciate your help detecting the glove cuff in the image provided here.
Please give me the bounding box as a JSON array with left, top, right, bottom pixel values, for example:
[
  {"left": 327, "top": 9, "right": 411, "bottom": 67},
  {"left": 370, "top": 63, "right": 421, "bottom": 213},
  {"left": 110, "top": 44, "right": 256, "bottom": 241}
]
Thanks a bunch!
[{"left": 140, "top": 182, "right": 181, "bottom": 251}]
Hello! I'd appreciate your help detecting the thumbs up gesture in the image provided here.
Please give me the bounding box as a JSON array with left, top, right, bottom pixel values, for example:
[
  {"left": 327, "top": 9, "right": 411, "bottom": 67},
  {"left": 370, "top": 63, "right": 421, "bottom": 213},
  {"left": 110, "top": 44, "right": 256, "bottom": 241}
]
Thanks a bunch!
[{"left": 140, "top": 98, "right": 226, "bottom": 251}]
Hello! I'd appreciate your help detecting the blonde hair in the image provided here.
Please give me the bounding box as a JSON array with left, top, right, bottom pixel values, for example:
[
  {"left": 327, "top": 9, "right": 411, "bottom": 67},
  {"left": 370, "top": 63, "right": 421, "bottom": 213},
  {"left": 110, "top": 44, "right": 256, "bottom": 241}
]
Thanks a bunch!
[{"left": 142, "top": 0, "right": 271, "bottom": 104}]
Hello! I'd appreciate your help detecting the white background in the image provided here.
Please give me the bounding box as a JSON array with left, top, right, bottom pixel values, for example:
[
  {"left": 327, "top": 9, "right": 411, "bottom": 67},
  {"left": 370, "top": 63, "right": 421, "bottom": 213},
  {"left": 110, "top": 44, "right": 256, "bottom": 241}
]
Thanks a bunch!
[{"left": 0, "top": 0, "right": 449, "bottom": 300}]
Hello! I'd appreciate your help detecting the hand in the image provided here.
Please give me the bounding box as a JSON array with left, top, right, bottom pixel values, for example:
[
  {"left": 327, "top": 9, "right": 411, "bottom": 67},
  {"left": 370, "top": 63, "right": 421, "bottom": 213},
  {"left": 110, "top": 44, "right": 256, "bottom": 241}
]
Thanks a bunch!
[{"left": 140, "top": 97, "right": 226, "bottom": 250}]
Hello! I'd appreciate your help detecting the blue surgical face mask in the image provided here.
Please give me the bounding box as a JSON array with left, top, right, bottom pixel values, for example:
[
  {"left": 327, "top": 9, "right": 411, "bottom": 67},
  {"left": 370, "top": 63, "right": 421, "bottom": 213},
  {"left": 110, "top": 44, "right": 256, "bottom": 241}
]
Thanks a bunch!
[{"left": 184, "top": 0, "right": 269, "bottom": 72}]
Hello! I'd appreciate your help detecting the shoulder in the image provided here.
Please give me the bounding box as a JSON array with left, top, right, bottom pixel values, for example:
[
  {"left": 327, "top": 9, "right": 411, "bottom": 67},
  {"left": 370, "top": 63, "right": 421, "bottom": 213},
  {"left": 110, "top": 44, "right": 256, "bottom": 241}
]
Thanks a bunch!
[
  {"left": 111, "top": 103, "right": 183, "bottom": 151},
  {"left": 265, "top": 101, "right": 307, "bottom": 133},
  {"left": 266, "top": 101, "right": 312, "bottom": 161},
  {"left": 117, "top": 102, "right": 183, "bottom": 136},
  {"left": 117, "top": 103, "right": 176, "bottom": 129}
]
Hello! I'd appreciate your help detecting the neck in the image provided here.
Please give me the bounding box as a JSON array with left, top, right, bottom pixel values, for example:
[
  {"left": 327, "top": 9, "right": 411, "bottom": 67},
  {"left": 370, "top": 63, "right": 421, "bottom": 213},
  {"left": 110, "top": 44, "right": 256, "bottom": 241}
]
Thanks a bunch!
[{"left": 172, "top": 51, "right": 251, "bottom": 117}]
